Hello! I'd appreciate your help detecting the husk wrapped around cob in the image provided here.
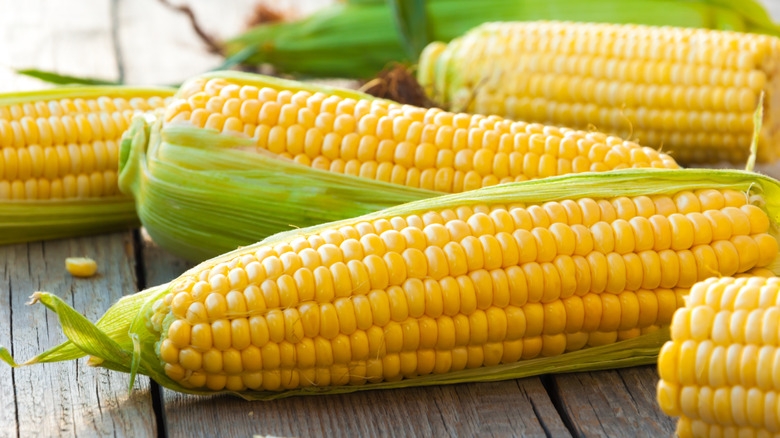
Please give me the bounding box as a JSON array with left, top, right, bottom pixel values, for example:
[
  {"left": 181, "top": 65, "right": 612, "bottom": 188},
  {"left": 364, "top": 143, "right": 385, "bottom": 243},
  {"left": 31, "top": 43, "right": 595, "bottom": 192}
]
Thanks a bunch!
[
  {"left": 0, "top": 86, "right": 174, "bottom": 243},
  {"left": 118, "top": 71, "right": 677, "bottom": 262},
  {"left": 225, "top": 0, "right": 780, "bottom": 79},
  {"left": 3, "top": 169, "right": 780, "bottom": 400}
]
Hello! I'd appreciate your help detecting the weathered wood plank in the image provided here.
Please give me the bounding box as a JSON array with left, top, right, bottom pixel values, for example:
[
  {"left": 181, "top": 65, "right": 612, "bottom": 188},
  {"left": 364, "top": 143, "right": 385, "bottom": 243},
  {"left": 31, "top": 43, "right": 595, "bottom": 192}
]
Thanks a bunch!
[
  {"left": 139, "top": 235, "right": 569, "bottom": 438},
  {"left": 0, "top": 246, "right": 16, "bottom": 438},
  {"left": 0, "top": 0, "right": 121, "bottom": 92},
  {"left": 116, "top": 0, "right": 329, "bottom": 86},
  {"left": 1, "top": 234, "right": 157, "bottom": 437},
  {"left": 161, "top": 379, "right": 570, "bottom": 438},
  {"left": 0, "top": 1, "right": 159, "bottom": 436},
  {"left": 549, "top": 366, "right": 675, "bottom": 438},
  {"left": 139, "top": 230, "right": 194, "bottom": 287}
]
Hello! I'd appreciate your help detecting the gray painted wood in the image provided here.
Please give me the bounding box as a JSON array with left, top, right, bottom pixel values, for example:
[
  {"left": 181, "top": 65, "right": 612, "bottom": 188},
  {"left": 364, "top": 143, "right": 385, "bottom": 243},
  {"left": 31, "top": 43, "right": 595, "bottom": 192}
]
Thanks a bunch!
[
  {"left": 0, "top": 245, "right": 15, "bottom": 438},
  {"left": 1, "top": 235, "right": 156, "bottom": 437},
  {"left": 0, "top": 1, "right": 158, "bottom": 436},
  {"left": 115, "top": 0, "right": 323, "bottom": 86},
  {"left": 549, "top": 366, "right": 677, "bottom": 438},
  {"left": 161, "top": 379, "right": 570, "bottom": 438},
  {"left": 0, "top": 0, "right": 124, "bottom": 92}
]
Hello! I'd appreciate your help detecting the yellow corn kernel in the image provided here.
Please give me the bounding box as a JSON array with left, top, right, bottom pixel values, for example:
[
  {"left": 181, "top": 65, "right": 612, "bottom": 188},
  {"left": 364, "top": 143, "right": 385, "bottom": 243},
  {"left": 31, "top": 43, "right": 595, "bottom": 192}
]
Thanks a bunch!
[
  {"left": 658, "top": 276, "right": 780, "bottom": 435},
  {"left": 161, "top": 76, "right": 680, "bottom": 196},
  {"left": 148, "top": 187, "right": 775, "bottom": 392},
  {"left": 1, "top": 92, "right": 170, "bottom": 200},
  {"left": 420, "top": 21, "right": 780, "bottom": 163},
  {"left": 65, "top": 257, "right": 98, "bottom": 277}
]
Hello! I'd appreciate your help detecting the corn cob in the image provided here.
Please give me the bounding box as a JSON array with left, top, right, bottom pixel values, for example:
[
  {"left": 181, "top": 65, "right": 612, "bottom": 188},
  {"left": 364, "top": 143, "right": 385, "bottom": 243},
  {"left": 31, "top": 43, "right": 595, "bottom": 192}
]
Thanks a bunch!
[
  {"left": 5, "top": 169, "right": 779, "bottom": 399},
  {"left": 119, "top": 71, "right": 677, "bottom": 261},
  {"left": 0, "top": 87, "right": 174, "bottom": 243},
  {"left": 657, "top": 276, "right": 780, "bottom": 437},
  {"left": 150, "top": 188, "right": 775, "bottom": 392},
  {"left": 166, "top": 73, "right": 678, "bottom": 190},
  {"left": 419, "top": 21, "right": 780, "bottom": 164},
  {"left": 225, "top": 0, "right": 780, "bottom": 78}
]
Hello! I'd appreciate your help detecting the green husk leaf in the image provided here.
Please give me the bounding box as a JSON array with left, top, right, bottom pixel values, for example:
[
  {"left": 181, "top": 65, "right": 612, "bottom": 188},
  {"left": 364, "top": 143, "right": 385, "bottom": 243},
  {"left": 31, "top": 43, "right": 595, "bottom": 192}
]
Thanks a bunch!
[
  {"left": 3, "top": 285, "right": 168, "bottom": 366},
  {"left": 0, "top": 85, "right": 175, "bottom": 105},
  {"left": 15, "top": 69, "right": 123, "bottom": 86},
  {"left": 0, "top": 347, "right": 18, "bottom": 367},
  {"left": 118, "top": 72, "right": 432, "bottom": 261},
  {"left": 26, "top": 292, "right": 129, "bottom": 366},
  {"left": 0, "top": 198, "right": 139, "bottom": 245},
  {"left": 747, "top": 91, "right": 765, "bottom": 172},
  {"left": 0, "top": 86, "right": 175, "bottom": 244},
  {"left": 129, "top": 333, "right": 142, "bottom": 393},
  {"left": 207, "top": 168, "right": 780, "bottom": 261},
  {"left": 226, "top": 0, "right": 780, "bottom": 78},
  {"left": 5, "top": 167, "right": 780, "bottom": 400},
  {"left": 211, "top": 45, "right": 259, "bottom": 72},
  {"left": 119, "top": 70, "right": 780, "bottom": 262},
  {"left": 122, "top": 123, "right": 434, "bottom": 261},
  {"left": 387, "top": 0, "right": 430, "bottom": 59}
]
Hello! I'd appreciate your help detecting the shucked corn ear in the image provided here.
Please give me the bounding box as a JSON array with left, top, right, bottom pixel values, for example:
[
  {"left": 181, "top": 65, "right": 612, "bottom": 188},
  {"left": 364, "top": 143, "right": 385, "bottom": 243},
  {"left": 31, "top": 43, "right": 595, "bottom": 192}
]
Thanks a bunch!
[
  {"left": 4, "top": 169, "right": 780, "bottom": 399},
  {"left": 657, "top": 276, "right": 780, "bottom": 437},
  {"left": 119, "top": 71, "right": 677, "bottom": 261},
  {"left": 419, "top": 21, "right": 780, "bottom": 164},
  {"left": 166, "top": 72, "right": 679, "bottom": 188},
  {"left": 0, "top": 86, "right": 174, "bottom": 243},
  {"left": 225, "top": 0, "right": 780, "bottom": 78}
]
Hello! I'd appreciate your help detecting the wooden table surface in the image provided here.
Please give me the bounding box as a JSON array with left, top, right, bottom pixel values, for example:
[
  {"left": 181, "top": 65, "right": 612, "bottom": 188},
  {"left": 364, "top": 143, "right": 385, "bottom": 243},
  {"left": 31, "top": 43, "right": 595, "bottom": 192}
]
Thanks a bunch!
[{"left": 2, "top": 1, "right": 780, "bottom": 437}]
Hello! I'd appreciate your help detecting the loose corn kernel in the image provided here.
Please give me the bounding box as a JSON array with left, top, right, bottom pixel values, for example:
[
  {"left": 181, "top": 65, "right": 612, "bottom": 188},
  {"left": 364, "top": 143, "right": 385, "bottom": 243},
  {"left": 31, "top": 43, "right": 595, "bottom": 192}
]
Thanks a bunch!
[{"left": 65, "top": 257, "right": 98, "bottom": 277}]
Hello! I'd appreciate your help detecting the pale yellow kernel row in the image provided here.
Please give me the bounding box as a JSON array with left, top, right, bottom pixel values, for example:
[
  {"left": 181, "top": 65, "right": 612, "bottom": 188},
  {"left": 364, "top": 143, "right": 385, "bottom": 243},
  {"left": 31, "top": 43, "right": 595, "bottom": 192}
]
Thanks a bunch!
[
  {"left": 658, "top": 277, "right": 780, "bottom": 436},
  {"left": 164, "top": 327, "right": 651, "bottom": 392},
  {"left": 163, "top": 77, "right": 678, "bottom": 193},
  {"left": 0, "top": 141, "right": 119, "bottom": 181},
  {"left": 0, "top": 170, "right": 119, "bottom": 200},
  {"left": 0, "top": 96, "right": 166, "bottom": 122}
]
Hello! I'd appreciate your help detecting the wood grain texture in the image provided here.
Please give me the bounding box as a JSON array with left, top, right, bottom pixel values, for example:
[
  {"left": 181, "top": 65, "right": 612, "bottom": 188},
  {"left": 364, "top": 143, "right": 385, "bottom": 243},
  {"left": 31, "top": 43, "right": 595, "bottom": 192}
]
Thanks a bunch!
[
  {"left": 115, "top": 0, "right": 332, "bottom": 86},
  {"left": 548, "top": 366, "right": 676, "bottom": 438},
  {"left": 0, "top": 242, "right": 16, "bottom": 438},
  {"left": 0, "top": 2, "right": 156, "bottom": 436},
  {"left": 0, "top": 0, "right": 121, "bottom": 92},
  {"left": 161, "top": 370, "right": 569, "bottom": 438},
  {"left": 138, "top": 230, "right": 194, "bottom": 287},
  {"left": 1, "top": 234, "right": 156, "bottom": 438}
]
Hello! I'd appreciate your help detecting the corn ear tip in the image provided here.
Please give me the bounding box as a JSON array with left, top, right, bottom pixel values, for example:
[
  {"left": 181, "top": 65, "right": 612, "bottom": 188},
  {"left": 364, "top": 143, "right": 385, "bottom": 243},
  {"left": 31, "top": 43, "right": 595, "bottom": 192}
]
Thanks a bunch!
[
  {"left": 25, "top": 291, "right": 45, "bottom": 306},
  {"left": 0, "top": 346, "right": 19, "bottom": 367}
]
